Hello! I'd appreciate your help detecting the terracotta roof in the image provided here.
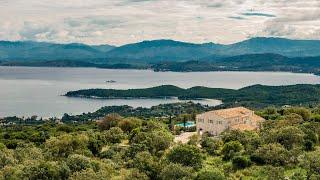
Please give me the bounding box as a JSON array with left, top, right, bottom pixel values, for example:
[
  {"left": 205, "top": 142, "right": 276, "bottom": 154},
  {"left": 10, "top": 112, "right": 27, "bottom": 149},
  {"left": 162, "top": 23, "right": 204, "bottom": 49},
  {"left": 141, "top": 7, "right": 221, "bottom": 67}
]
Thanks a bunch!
[
  {"left": 206, "top": 107, "right": 253, "bottom": 119},
  {"left": 251, "top": 114, "right": 265, "bottom": 123}
]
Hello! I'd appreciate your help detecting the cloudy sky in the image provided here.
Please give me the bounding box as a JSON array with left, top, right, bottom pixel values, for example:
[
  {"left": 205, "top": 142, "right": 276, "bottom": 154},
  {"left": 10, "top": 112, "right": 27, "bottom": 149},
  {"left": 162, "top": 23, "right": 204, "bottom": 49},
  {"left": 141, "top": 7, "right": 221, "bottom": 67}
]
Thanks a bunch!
[{"left": 0, "top": 0, "right": 319, "bottom": 45}]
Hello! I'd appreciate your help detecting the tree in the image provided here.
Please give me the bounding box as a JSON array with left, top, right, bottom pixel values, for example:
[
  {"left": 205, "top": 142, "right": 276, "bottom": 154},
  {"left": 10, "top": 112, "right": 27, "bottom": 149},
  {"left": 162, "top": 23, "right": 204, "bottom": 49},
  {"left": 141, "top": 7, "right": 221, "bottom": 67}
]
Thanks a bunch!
[
  {"left": 20, "top": 161, "right": 70, "bottom": 180},
  {"left": 251, "top": 143, "right": 290, "bottom": 166},
  {"left": 284, "top": 107, "right": 311, "bottom": 121},
  {"left": 196, "top": 168, "right": 225, "bottom": 180},
  {"left": 14, "top": 143, "right": 44, "bottom": 163},
  {"left": 265, "top": 126, "right": 304, "bottom": 150},
  {"left": 221, "top": 141, "right": 243, "bottom": 160},
  {"left": 45, "top": 134, "right": 89, "bottom": 158},
  {"left": 104, "top": 127, "right": 126, "bottom": 144},
  {"left": 159, "top": 163, "right": 194, "bottom": 180},
  {"left": 132, "top": 151, "right": 159, "bottom": 179},
  {"left": 97, "top": 113, "right": 122, "bottom": 130},
  {"left": 118, "top": 117, "right": 142, "bottom": 133},
  {"left": 300, "top": 150, "right": 320, "bottom": 179},
  {"left": 66, "top": 154, "right": 99, "bottom": 173},
  {"left": 260, "top": 166, "right": 285, "bottom": 180},
  {"left": 87, "top": 132, "right": 107, "bottom": 155},
  {"left": 0, "top": 145, "right": 16, "bottom": 168},
  {"left": 69, "top": 167, "right": 114, "bottom": 180},
  {"left": 232, "top": 156, "right": 251, "bottom": 169},
  {"left": 200, "top": 135, "right": 222, "bottom": 156},
  {"left": 119, "top": 168, "right": 149, "bottom": 180},
  {"left": 222, "top": 130, "right": 261, "bottom": 154},
  {"left": 283, "top": 113, "right": 304, "bottom": 125},
  {"left": 166, "top": 144, "right": 204, "bottom": 169},
  {"left": 131, "top": 130, "right": 173, "bottom": 156}
]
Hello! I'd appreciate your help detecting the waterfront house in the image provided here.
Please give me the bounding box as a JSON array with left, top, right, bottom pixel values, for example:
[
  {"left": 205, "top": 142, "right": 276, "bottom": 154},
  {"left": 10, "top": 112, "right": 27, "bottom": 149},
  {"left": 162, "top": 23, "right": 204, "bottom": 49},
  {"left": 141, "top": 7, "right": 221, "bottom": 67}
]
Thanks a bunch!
[{"left": 196, "top": 107, "right": 264, "bottom": 136}]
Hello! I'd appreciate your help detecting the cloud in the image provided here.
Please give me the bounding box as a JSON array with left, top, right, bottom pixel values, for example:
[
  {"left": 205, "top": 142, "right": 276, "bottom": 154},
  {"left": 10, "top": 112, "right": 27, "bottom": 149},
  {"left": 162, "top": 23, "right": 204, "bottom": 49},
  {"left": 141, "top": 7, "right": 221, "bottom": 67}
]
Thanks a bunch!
[
  {"left": 228, "top": 16, "right": 246, "bottom": 20},
  {"left": 0, "top": 0, "right": 319, "bottom": 45},
  {"left": 241, "top": 12, "right": 276, "bottom": 17}
]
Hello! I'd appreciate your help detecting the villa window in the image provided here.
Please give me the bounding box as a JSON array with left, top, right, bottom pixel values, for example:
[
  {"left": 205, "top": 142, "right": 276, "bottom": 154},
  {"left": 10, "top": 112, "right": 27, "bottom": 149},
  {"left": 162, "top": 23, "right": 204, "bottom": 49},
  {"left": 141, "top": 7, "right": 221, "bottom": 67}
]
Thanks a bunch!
[{"left": 198, "top": 119, "right": 204, "bottom": 123}]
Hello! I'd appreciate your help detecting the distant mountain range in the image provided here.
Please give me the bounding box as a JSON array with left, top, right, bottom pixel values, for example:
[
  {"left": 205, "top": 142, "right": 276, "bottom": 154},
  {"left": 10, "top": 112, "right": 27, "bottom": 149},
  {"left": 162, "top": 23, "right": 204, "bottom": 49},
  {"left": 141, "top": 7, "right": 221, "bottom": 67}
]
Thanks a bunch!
[
  {"left": 1, "top": 37, "right": 320, "bottom": 64},
  {"left": 0, "top": 41, "right": 115, "bottom": 62}
]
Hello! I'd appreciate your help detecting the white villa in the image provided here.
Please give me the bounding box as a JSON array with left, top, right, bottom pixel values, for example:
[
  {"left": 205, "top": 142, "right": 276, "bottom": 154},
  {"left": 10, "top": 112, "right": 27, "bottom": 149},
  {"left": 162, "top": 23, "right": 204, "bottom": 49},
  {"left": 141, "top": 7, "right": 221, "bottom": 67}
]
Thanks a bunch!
[{"left": 196, "top": 107, "right": 265, "bottom": 136}]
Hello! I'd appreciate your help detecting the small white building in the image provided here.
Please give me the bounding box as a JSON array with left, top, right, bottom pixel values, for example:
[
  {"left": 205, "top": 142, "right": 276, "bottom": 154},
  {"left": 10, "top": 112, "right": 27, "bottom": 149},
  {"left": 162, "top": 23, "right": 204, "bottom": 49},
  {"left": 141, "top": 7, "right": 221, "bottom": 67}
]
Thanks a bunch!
[{"left": 196, "top": 107, "right": 265, "bottom": 136}]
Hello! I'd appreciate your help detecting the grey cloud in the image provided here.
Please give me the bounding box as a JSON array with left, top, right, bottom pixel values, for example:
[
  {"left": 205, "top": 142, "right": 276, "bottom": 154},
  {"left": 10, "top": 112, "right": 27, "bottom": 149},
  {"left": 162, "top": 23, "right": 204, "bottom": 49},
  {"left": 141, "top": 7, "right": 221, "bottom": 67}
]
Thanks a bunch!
[
  {"left": 228, "top": 16, "right": 246, "bottom": 20},
  {"left": 241, "top": 12, "right": 276, "bottom": 17},
  {"left": 1, "top": 0, "right": 319, "bottom": 45},
  {"left": 65, "top": 16, "right": 124, "bottom": 28},
  {"left": 19, "top": 22, "right": 52, "bottom": 40}
]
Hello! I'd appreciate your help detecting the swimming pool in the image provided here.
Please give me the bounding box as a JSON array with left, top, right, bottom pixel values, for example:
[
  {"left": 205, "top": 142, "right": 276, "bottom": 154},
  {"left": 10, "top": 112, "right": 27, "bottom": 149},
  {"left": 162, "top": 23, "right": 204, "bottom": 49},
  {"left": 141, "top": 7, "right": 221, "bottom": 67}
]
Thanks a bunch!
[{"left": 176, "top": 121, "right": 196, "bottom": 128}]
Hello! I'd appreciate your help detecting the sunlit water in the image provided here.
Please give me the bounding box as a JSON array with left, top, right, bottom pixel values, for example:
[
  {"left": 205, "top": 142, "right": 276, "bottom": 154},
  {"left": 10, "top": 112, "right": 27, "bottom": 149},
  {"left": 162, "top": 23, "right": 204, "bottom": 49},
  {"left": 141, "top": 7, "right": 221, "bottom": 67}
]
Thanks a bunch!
[{"left": 1, "top": 66, "right": 320, "bottom": 118}]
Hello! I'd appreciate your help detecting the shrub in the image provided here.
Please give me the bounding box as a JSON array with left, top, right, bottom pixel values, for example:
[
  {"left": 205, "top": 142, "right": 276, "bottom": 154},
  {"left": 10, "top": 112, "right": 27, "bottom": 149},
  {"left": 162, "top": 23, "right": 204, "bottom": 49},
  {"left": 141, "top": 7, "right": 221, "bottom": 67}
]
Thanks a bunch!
[
  {"left": 166, "top": 144, "right": 204, "bottom": 169},
  {"left": 221, "top": 141, "right": 243, "bottom": 160},
  {"left": 159, "top": 163, "right": 194, "bottom": 180},
  {"left": 196, "top": 168, "right": 225, "bottom": 180},
  {"left": 232, "top": 156, "right": 251, "bottom": 169},
  {"left": 97, "top": 113, "right": 122, "bottom": 130}
]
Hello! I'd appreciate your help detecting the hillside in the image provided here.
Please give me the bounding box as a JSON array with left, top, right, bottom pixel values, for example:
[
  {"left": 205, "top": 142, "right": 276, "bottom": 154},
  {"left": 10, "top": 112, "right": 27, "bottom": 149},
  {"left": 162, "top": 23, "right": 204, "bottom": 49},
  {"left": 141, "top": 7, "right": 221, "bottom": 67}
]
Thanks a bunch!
[
  {"left": 106, "top": 39, "right": 222, "bottom": 62},
  {"left": 106, "top": 37, "right": 320, "bottom": 62},
  {"left": 65, "top": 84, "right": 320, "bottom": 108},
  {"left": 152, "top": 54, "right": 320, "bottom": 74},
  {"left": 220, "top": 37, "right": 320, "bottom": 57},
  {"left": 0, "top": 41, "right": 115, "bottom": 62}
]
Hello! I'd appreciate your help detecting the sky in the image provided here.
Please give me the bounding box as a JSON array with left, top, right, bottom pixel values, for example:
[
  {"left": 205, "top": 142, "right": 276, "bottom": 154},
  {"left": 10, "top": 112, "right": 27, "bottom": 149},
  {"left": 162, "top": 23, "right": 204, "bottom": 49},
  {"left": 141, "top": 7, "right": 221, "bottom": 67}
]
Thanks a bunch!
[{"left": 0, "top": 0, "right": 319, "bottom": 45}]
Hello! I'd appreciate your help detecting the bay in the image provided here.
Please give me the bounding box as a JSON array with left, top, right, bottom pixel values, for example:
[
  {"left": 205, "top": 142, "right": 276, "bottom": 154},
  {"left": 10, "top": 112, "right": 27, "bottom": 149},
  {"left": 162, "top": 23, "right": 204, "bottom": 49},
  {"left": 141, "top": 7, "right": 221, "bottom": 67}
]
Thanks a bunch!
[{"left": 1, "top": 66, "right": 320, "bottom": 118}]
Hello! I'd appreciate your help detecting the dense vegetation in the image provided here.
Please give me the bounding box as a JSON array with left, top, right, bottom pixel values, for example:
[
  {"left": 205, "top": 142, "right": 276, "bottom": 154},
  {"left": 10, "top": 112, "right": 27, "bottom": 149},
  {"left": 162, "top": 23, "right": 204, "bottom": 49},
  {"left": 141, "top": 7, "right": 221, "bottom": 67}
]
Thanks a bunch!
[
  {"left": 0, "top": 60, "right": 146, "bottom": 69},
  {"left": 66, "top": 84, "right": 320, "bottom": 108},
  {"left": 3, "top": 53, "right": 320, "bottom": 76},
  {"left": 0, "top": 105, "right": 320, "bottom": 179},
  {"left": 2, "top": 102, "right": 208, "bottom": 125},
  {"left": 152, "top": 54, "right": 320, "bottom": 74}
]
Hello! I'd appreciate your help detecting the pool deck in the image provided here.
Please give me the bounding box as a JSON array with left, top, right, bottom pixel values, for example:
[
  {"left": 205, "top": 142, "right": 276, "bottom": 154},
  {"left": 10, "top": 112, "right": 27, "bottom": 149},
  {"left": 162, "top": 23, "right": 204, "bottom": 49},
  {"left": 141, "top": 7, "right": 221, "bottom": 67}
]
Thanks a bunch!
[{"left": 174, "top": 132, "right": 197, "bottom": 144}]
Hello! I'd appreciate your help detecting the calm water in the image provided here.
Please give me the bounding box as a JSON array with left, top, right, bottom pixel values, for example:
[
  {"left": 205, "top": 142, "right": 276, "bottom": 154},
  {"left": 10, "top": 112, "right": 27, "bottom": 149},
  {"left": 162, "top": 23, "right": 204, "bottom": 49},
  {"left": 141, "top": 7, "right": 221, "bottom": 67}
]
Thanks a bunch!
[{"left": 1, "top": 66, "right": 320, "bottom": 118}]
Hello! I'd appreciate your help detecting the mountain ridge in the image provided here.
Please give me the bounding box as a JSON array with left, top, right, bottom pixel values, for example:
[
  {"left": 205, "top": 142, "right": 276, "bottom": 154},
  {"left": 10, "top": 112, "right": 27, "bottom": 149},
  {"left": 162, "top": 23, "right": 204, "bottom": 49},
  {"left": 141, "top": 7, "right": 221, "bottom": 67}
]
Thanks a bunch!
[{"left": 1, "top": 37, "right": 320, "bottom": 63}]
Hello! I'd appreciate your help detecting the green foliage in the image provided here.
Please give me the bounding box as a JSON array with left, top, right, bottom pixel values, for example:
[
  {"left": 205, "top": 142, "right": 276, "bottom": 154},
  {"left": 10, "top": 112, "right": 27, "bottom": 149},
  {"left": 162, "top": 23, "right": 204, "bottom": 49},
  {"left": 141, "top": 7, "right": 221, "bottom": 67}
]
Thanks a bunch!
[
  {"left": 196, "top": 168, "right": 225, "bottom": 180},
  {"left": 299, "top": 149, "right": 320, "bottom": 179},
  {"left": 45, "top": 133, "right": 89, "bottom": 158},
  {"left": 104, "top": 127, "right": 126, "bottom": 144},
  {"left": 166, "top": 144, "right": 204, "bottom": 169},
  {"left": 118, "top": 117, "right": 143, "bottom": 133},
  {"left": 20, "top": 161, "right": 70, "bottom": 180},
  {"left": 66, "top": 84, "right": 320, "bottom": 108},
  {"left": 130, "top": 121, "right": 173, "bottom": 156},
  {"left": 251, "top": 143, "right": 290, "bottom": 166},
  {"left": 159, "top": 163, "right": 194, "bottom": 180},
  {"left": 132, "top": 151, "right": 159, "bottom": 179},
  {"left": 264, "top": 126, "right": 305, "bottom": 150},
  {"left": 0, "top": 147, "right": 16, "bottom": 168},
  {"left": 200, "top": 135, "right": 222, "bottom": 156},
  {"left": 97, "top": 113, "right": 122, "bottom": 130},
  {"left": 221, "top": 141, "right": 243, "bottom": 160},
  {"left": 87, "top": 132, "right": 107, "bottom": 155},
  {"left": 284, "top": 107, "right": 312, "bottom": 121},
  {"left": 0, "top": 105, "right": 320, "bottom": 179},
  {"left": 66, "top": 154, "right": 99, "bottom": 173},
  {"left": 222, "top": 130, "right": 261, "bottom": 153},
  {"left": 232, "top": 156, "right": 251, "bottom": 169}
]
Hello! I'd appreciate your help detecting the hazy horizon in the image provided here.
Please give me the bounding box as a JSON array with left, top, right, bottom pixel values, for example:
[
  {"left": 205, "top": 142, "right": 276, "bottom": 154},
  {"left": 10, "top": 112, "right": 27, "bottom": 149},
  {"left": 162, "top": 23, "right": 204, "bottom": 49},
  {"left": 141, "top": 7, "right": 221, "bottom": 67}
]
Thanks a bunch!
[
  {"left": 0, "top": 0, "right": 319, "bottom": 46},
  {"left": 3, "top": 36, "right": 320, "bottom": 47}
]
